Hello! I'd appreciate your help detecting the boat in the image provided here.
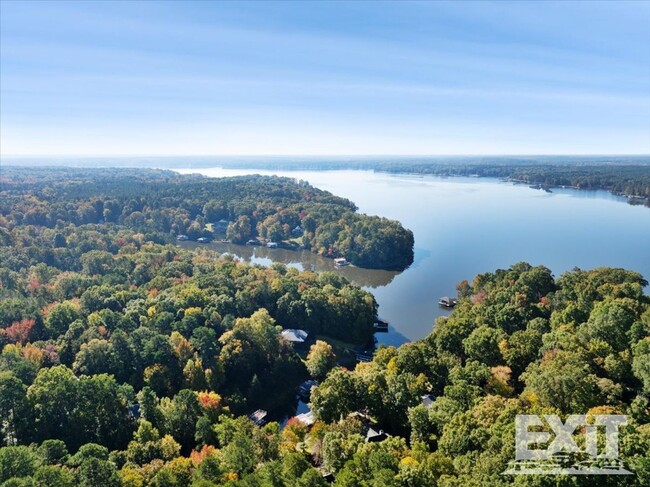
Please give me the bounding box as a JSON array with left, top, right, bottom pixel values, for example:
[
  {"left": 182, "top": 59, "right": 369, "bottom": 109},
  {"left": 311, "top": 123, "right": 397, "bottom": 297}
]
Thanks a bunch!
[
  {"left": 334, "top": 257, "right": 350, "bottom": 267},
  {"left": 197, "top": 237, "right": 212, "bottom": 243},
  {"left": 438, "top": 297, "right": 457, "bottom": 308},
  {"left": 248, "top": 409, "right": 267, "bottom": 426},
  {"left": 266, "top": 242, "right": 278, "bottom": 248},
  {"left": 298, "top": 380, "right": 318, "bottom": 400}
]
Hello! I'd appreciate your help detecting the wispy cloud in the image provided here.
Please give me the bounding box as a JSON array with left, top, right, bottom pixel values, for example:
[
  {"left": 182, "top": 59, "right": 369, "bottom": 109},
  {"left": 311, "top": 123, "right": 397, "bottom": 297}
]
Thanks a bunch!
[{"left": 1, "top": 1, "right": 649, "bottom": 155}]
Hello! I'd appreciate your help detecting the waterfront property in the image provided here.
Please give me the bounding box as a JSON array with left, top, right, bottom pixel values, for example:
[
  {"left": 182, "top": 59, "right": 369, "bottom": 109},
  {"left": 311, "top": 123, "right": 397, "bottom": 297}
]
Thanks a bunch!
[
  {"left": 373, "top": 318, "right": 389, "bottom": 332},
  {"left": 281, "top": 329, "right": 312, "bottom": 350}
]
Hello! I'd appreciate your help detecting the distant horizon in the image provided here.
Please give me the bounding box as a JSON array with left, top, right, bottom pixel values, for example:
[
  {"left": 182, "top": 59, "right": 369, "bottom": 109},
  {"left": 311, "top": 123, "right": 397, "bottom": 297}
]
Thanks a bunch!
[
  {"left": 3, "top": 153, "right": 650, "bottom": 159},
  {"left": 3, "top": 153, "right": 650, "bottom": 168}
]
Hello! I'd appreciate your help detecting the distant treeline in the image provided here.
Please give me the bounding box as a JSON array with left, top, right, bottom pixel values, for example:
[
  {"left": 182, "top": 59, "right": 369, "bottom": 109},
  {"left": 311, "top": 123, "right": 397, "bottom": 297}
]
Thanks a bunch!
[
  {"left": 209, "top": 159, "right": 650, "bottom": 204},
  {"left": 0, "top": 167, "right": 414, "bottom": 270},
  {"left": 4, "top": 157, "right": 650, "bottom": 204}
]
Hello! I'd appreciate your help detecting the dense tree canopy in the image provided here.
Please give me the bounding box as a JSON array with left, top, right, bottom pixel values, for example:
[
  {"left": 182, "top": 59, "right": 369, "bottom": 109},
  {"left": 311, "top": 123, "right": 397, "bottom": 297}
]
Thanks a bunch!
[
  {"left": 1, "top": 167, "right": 414, "bottom": 270},
  {"left": 1, "top": 260, "right": 648, "bottom": 485},
  {"left": 1, "top": 167, "right": 648, "bottom": 485}
]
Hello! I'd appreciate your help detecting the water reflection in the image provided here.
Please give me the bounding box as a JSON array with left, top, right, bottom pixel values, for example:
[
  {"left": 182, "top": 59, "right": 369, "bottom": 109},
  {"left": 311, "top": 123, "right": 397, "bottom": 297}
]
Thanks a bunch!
[{"left": 180, "top": 241, "right": 401, "bottom": 288}]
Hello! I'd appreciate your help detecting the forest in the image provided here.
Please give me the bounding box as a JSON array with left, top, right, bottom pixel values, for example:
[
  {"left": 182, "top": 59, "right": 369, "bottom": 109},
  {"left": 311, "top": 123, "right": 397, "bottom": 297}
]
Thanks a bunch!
[
  {"left": 0, "top": 167, "right": 414, "bottom": 270},
  {"left": 201, "top": 158, "right": 650, "bottom": 205},
  {"left": 8, "top": 157, "right": 650, "bottom": 204},
  {"left": 1, "top": 244, "right": 649, "bottom": 486},
  {"left": 1, "top": 168, "right": 649, "bottom": 486}
]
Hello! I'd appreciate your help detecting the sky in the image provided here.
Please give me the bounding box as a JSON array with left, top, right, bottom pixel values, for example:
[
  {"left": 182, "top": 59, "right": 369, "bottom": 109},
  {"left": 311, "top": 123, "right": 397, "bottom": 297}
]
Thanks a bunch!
[{"left": 1, "top": 0, "right": 649, "bottom": 157}]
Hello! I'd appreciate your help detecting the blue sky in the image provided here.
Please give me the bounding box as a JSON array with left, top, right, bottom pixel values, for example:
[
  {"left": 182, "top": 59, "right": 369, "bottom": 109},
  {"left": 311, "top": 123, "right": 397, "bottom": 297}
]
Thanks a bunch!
[{"left": 1, "top": 0, "right": 649, "bottom": 156}]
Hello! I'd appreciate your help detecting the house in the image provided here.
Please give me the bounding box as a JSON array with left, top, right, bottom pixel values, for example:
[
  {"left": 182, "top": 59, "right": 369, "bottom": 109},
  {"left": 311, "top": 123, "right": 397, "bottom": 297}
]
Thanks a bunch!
[
  {"left": 294, "top": 411, "right": 316, "bottom": 427},
  {"left": 281, "top": 329, "right": 312, "bottom": 350},
  {"left": 365, "top": 426, "right": 389, "bottom": 443},
  {"left": 348, "top": 412, "right": 389, "bottom": 443},
  {"left": 421, "top": 394, "right": 435, "bottom": 408},
  {"left": 249, "top": 409, "right": 267, "bottom": 426},
  {"left": 373, "top": 318, "right": 389, "bottom": 332},
  {"left": 291, "top": 225, "right": 304, "bottom": 237}
]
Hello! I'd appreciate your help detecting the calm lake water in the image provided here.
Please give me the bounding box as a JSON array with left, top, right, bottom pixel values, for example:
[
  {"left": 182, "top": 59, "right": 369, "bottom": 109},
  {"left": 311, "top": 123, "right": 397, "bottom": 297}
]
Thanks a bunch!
[{"left": 175, "top": 168, "right": 650, "bottom": 346}]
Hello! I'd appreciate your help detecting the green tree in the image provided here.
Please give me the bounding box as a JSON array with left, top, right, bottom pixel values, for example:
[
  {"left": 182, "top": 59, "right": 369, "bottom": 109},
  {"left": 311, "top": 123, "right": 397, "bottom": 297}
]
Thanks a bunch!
[
  {"left": 0, "top": 372, "right": 28, "bottom": 445},
  {"left": 73, "top": 339, "right": 117, "bottom": 376},
  {"left": 0, "top": 446, "right": 39, "bottom": 483},
  {"left": 77, "top": 458, "right": 120, "bottom": 487},
  {"left": 222, "top": 432, "right": 256, "bottom": 476},
  {"left": 310, "top": 368, "right": 360, "bottom": 423},
  {"left": 161, "top": 390, "right": 201, "bottom": 453},
  {"left": 44, "top": 302, "right": 80, "bottom": 338},
  {"left": 297, "top": 468, "right": 329, "bottom": 487},
  {"left": 305, "top": 340, "right": 337, "bottom": 380},
  {"left": 522, "top": 350, "right": 601, "bottom": 412},
  {"left": 33, "top": 465, "right": 76, "bottom": 487},
  {"left": 321, "top": 432, "right": 363, "bottom": 473},
  {"left": 36, "top": 440, "right": 69, "bottom": 466},
  {"left": 150, "top": 457, "right": 193, "bottom": 487},
  {"left": 28, "top": 366, "right": 133, "bottom": 451},
  {"left": 462, "top": 325, "right": 503, "bottom": 366},
  {"left": 226, "top": 215, "right": 252, "bottom": 244},
  {"left": 632, "top": 338, "right": 650, "bottom": 393}
]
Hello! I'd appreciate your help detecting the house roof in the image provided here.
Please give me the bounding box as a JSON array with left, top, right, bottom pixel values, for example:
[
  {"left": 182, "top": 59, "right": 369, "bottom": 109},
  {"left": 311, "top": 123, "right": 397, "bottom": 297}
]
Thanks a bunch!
[
  {"left": 295, "top": 411, "right": 315, "bottom": 426},
  {"left": 365, "top": 426, "right": 388, "bottom": 442},
  {"left": 281, "top": 329, "right": 309, "bottom": 343},
  {"left": 421, "top": 394, "right": 435, "bottom": 408}
]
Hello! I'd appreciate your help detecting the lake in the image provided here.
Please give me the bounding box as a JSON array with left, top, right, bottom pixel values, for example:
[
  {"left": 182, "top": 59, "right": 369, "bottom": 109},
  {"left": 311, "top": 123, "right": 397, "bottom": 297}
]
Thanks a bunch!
[{"left": 175, "top": 168, "right": 650, "bottom": 346}]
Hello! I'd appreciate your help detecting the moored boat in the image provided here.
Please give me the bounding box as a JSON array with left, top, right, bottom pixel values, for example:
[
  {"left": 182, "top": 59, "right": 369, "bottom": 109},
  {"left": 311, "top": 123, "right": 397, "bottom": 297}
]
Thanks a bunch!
[{"left": 438, "top": 297, "right": 457, "bottom": 308}]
